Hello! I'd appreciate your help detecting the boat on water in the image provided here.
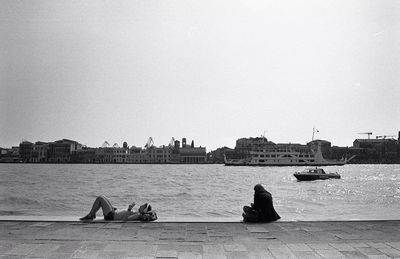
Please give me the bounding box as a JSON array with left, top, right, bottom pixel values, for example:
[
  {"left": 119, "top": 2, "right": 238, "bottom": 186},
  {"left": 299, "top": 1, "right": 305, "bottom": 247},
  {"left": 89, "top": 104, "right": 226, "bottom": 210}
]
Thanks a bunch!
[
  {"left": 224, "top": 143, "right": 355, "bottom": 166},
  {"left": 293, "top": 168, "right": 341, "bottom": 181},
  {"left": 222, "top": 158, "right": 248, "bottom": 166}
]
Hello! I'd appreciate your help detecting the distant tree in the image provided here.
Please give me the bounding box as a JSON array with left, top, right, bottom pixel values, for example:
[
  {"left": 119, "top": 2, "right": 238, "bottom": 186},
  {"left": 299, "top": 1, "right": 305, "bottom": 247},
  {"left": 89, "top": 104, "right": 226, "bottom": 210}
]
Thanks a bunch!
[{"left": 123, "top": 142, "right": 128, "bottom": 149}]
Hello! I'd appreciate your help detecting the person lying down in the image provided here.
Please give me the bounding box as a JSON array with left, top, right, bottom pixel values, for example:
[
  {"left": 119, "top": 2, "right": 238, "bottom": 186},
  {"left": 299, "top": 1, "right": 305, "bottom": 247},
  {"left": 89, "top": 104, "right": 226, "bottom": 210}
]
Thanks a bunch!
[{"left": 80, "top": 195, "right": 157, "bottom": 222}]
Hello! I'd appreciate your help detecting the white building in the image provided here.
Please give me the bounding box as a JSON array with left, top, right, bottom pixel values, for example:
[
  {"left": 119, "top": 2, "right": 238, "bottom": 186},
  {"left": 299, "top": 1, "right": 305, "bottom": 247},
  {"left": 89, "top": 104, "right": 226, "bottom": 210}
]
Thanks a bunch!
[{"left": 179, "top": 146, "right": 207, "bottom": 163}]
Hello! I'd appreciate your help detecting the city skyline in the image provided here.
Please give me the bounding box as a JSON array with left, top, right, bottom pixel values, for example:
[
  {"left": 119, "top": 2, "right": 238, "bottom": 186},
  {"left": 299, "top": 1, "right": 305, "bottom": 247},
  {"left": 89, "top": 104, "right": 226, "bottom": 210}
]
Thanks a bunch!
[
  {"left": 1, "top": 130, "right": 399, "bottom": 151},
  {"left": 1, "top": 0, "right": 399, "bottom": 151}
]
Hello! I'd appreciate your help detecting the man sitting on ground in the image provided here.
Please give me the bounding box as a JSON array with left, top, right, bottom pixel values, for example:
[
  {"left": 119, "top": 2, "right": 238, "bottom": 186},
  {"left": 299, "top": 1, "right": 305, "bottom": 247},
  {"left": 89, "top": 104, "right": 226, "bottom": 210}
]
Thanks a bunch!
[{"left": 243, "top": 184, "right": 280, "bottom": 222}]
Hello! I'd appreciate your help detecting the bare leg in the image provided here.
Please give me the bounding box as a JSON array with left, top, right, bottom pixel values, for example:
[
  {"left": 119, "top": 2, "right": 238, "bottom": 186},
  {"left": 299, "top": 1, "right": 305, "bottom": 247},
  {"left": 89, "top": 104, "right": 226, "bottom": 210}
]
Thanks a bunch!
[{"left": 80, "top": 195, "right": 113, "bottom": 220}]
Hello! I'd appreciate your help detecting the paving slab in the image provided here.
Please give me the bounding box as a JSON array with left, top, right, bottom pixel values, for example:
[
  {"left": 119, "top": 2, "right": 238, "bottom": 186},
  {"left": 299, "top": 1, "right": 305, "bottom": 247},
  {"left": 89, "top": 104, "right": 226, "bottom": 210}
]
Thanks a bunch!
[
  {"left": 0, "top": 220, "right": 400, "bottom": 258},
  {"left": 287, "top": 243, "right": 313, "bottom": 252},
  {"left": 4, "top": 244, "right": 37, "bottom": 256},
  {"left": 329, "top": 243, "right": 357, "bottom": 251},
  {"left": 314, "top": 248, "right": 345, "bottom": 258},
  {"left": 268, "top": 244, "right": 297, "bottom": 258},
  {"left": 377, "top": 248, "right": 400, "bottom": 258},
  {"left": 292, "top": 250, "right": 323, "bottom": 258}
]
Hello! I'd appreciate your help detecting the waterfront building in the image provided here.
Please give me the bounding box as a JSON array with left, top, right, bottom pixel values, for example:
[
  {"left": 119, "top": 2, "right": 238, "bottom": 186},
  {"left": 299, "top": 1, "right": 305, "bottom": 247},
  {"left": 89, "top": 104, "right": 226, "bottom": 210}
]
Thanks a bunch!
[
  {"left": 323, "top": 134, "right": 400, "bottom": 164},
  {"left": 95, "top": 147, "right": 113, "bottom": 163},
  {"left": 19, "top": 141, "right": 33, "bottom": 162},
  {"left": 128, "top": 138, "right": 207, "bottom": 164},
  {"left": 0, "top": 146, "right": 20, "bottom": 163},
  {"left": 31, "top": 142, "right": 49, "bottom": 163},
  {"left": 71, "top": 148, "right": 96, "bottom": 163},
  {"left": 330, "top": 146, "right": 350, "bottom": 159},
  {"left": 307, "top": 139, "right": 332, "bottom": 158},
  {"left": 178, "top": 138, "right": 207, "bottom": 163},
  {"left": 18, "top": 139, "right": 81, "bottom": 163},
  {"left": 10, "top": 146, "right": 19, "bottom": 156},
  {"left": 235, "top": 137, "right": 275, "bottom": 152},
  {"left": 351, "top": 138, "right": 399, "bottom": 163},
  {"left": 48, "top": 139, "right": 82, "bottom": 163},
  {"left": 0, "top": 148, "right": 7, "bottom": 156},
  {"left": 94, "top": 145, "right": 128, "bottom": 163},
  {"left": 170, "top": 140, "right": 181, "bottom": 163},
  {"left": 179, "top": 146, "right": 207, "bottom": 163},
  {"left": 6, "top": 137, "right": 209, "bottom": 164},
  {"left": 0, "top": 148, "right": 9, "bottom": 162},
  {"left": 127, "top": 138, "right": 206, "bottom": 164},
  {"left": 146, "top": 146, "right": 173, "bottom": 163},
  {"left": 207, "top": 147, "right": 233, "bottom": 163},
  {"left": 353, "top": 139, "right": 388, "bottom": 149},
  {"left": 128, "top": 146, "right": 148, "bottom": 163},
  {"left": 19, "top": 141, "right": 49, "bottom": 162},
  {"left": 112, "top": 147, "right": 129, "bottom": 163}
]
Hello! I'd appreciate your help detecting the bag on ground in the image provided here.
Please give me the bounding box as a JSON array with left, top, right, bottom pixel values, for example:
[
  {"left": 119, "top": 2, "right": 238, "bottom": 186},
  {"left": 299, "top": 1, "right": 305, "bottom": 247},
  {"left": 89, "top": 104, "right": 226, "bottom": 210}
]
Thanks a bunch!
[
  {"left": 139, "top": 204, "right": 158, "bottom": 221},
  {"left": 242, "top": 205, "right": 260, "bottom": 222}
]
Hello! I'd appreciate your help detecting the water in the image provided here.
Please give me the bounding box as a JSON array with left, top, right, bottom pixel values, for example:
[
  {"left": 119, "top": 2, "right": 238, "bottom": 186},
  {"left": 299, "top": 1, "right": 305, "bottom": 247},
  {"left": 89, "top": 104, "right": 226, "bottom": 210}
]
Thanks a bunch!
[{"left": 0, "top": 164, "right": 399, "bottom": 221}]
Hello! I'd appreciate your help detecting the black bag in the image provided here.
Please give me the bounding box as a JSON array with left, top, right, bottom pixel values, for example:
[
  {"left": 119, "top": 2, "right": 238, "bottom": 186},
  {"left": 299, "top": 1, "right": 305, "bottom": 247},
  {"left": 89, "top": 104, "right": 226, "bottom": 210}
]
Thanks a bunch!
[
  {"left": 242, "top": 205, "right": 260, "bottom": 222},
  {"left": 140, "top": 211, "right": 157, "bottom": 221},
  {"left": 139, "top": 204, "right": 158, "bottom": 222}
]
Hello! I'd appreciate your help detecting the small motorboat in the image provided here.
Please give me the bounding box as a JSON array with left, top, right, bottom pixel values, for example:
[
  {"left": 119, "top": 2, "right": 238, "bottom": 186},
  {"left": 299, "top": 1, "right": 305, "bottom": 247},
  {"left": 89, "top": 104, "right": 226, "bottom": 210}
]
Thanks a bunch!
[{"left": 294, "top": 168, "right": 341, "bottom": 181}]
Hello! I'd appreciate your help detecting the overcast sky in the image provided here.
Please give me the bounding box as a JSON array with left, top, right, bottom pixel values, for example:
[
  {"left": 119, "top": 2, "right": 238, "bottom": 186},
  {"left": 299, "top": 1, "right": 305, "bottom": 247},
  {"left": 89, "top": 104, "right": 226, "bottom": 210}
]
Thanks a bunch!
[{"left": 1, "top": 0, "right": 399, "bottom": 151}]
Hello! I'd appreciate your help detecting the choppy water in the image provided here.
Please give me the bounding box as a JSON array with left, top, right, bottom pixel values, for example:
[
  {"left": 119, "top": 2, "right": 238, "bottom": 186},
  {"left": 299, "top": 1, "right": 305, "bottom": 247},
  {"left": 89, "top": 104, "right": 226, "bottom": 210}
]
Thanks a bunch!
[{"left": 0, "top": 164, "right": 399, "bottom": 221}]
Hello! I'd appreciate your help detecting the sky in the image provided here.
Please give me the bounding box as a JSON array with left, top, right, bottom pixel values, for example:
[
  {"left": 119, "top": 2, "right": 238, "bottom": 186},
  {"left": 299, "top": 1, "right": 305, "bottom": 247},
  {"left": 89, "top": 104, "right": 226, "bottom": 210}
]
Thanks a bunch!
[{"left": 1, "top": 0, "right": 399, "bottom": 151}]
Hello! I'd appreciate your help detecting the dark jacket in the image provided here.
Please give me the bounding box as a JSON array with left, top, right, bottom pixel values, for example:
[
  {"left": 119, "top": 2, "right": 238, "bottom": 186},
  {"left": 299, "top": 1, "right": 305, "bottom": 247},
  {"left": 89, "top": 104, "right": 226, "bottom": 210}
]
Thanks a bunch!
[{"left": 253, "top": 184, "right": 280, "bottom": 222}]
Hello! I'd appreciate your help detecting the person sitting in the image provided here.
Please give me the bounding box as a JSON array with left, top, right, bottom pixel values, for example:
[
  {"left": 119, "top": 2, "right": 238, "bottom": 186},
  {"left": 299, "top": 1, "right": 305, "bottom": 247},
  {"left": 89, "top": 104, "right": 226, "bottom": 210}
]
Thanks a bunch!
[
  {"left": 243, "top": 184, "right": 280, "bottom": 222},
  {"left": 79, "top": 195, "right": 157, "bottom": 221}
]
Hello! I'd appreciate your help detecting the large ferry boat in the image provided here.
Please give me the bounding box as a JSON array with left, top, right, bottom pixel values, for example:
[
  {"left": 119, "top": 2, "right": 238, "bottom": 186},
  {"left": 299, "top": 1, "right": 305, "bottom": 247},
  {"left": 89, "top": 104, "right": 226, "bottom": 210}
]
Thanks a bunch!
[{"left": 224, "top": 141, "right": 354, "bottom": 166}]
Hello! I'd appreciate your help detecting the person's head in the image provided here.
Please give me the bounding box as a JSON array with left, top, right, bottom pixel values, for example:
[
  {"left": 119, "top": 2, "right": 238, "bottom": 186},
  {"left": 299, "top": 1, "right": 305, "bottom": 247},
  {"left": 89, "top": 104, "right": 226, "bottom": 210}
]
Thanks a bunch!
[
  {"left": 138, "top": 203, "right": 152, "bottom": 213},
  {"left": 254, "top": 184, "right": 266, "bottom": 192}
]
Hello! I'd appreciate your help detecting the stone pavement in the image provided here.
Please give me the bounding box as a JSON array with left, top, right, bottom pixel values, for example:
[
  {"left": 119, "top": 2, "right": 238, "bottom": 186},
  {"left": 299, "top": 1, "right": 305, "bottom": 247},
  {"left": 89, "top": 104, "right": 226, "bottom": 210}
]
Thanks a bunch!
[{"left": 1, "top": 220, "right": 400, "bottom": 258}]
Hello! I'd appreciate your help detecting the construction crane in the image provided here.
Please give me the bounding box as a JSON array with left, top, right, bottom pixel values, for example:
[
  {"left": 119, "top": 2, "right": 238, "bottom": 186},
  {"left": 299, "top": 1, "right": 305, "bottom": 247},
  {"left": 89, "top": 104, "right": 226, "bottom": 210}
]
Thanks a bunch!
[
  {"left": 312, "top": 127, "right": 319, "bottom": 141},
  {"left": 144, "top": 137, "right": 154, "bottom": 149},
  {"left": 358, "top": 132, "right": 373, "bottom": 139},
  {"left": 376, "top": 135, "right": 396, "bottom": 139}
]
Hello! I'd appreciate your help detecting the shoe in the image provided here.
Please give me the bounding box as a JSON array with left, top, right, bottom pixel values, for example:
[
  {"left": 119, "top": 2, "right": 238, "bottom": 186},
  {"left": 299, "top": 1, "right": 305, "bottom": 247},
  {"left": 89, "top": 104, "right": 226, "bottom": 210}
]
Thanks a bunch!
[{"left": 79, "top": 214, "right": 96, "bottom": 221}]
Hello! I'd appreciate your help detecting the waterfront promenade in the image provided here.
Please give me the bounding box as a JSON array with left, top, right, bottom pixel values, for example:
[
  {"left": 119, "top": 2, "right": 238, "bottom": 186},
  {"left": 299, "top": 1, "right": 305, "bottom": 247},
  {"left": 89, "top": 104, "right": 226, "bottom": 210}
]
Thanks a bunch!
[{"left": 1, "top": 220, "right": 400, "bottom": 258}]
